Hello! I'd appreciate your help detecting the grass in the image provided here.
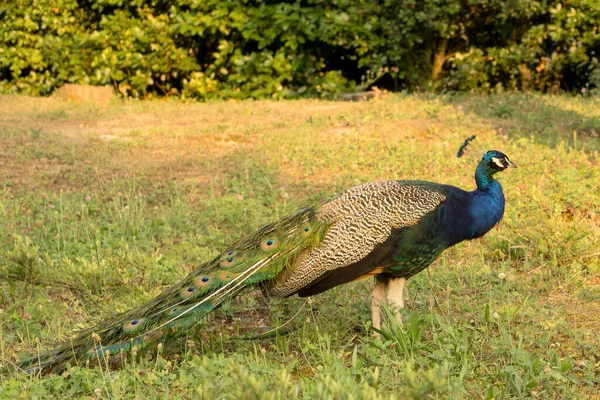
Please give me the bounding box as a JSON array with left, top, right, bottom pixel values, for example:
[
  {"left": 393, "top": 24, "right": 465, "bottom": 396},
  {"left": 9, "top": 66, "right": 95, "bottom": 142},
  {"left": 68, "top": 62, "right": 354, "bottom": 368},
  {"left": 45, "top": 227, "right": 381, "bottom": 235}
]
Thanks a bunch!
[{"left": 0, "top": 92, "right": 599, "bottom": 398}]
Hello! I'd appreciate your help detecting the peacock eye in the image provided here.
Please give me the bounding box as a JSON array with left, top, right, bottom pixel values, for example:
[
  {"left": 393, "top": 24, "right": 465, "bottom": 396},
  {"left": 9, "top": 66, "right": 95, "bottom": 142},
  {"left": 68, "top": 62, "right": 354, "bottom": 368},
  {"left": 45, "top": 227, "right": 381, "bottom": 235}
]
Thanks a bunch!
[
  {"left": 261, "top": 237, "right": 280, "bottom": 251},
  {"left": 300, "top": 224, "right": 313, "bottom": 237},
  {"left": 123, "top": 318, "right": 146, "bottom": 332},
  {"left": 169, "top": 305, "right": 189, "bottom": 316},
  {"left": 221, "top": 251, "right": 246, "bottom": 267},
  {"left": 217, "top": 271, "right": 238, "bottom": 280},
  {"left": 194, "top": 275, "right": 213, "bottom": 288},
  {"left": 180, "top": 285, "right": 198, "bottom": 298},
  {"left": 491, "top": 157, "right": 507, "bottom": 168}
]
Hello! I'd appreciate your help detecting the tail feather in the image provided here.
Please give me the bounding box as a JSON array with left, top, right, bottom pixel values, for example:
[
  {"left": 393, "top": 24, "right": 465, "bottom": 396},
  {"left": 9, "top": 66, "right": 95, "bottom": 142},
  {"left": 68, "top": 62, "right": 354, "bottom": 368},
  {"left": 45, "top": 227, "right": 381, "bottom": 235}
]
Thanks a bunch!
[{"left": 17, "top": 207, "right": 330, "bottom": 375}]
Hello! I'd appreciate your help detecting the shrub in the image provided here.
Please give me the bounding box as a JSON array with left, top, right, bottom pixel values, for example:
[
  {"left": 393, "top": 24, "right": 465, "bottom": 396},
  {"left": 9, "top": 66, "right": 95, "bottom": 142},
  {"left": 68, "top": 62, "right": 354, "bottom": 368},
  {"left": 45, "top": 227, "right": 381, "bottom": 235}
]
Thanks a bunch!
[{"left": 1, "top": 0, "right": 598, "bottom": 98}]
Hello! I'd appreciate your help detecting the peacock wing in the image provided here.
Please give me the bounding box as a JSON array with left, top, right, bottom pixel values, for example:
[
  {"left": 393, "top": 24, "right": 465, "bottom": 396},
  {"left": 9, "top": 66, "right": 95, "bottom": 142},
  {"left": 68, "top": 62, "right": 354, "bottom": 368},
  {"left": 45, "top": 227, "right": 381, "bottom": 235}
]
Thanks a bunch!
[{"left": 267, "top": 180, "right": 447, "bottom": 297}]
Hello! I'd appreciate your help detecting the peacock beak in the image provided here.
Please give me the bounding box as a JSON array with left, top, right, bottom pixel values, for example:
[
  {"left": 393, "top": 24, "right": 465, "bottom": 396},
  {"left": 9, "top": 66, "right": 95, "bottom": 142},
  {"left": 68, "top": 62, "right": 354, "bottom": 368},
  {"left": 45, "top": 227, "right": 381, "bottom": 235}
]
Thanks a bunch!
[{"left": 507, "top": 159, "right": 517, "bottom": 168}]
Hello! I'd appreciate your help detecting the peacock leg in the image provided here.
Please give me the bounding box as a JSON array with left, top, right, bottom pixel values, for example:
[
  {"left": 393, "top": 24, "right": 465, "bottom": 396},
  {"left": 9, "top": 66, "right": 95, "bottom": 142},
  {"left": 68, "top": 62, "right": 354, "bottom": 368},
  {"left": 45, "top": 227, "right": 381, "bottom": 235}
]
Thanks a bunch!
[
  {"left": 371, "top": 279, "right": 387, "bottom": 335},
  {"left": 386, "top": 277, "right": 406, "bottom": 323}
]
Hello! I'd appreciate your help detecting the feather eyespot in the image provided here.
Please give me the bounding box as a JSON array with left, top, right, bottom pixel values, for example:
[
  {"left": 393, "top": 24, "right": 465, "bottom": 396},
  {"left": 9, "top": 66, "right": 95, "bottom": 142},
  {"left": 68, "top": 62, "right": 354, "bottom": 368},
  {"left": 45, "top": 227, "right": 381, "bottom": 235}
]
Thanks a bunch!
[
  {"left": 217, "top": 271, "right": 238, "bottom": 280},
  {"left": 87, "top": 345, "right": 102, "bottom": 355},
  {"left": 123, "top": 318, "right": 146, "bottom": 332},
  {"left": 301, "top": 225, "right": 312, "bottom": 236},
  {"left": 221, "top": 255, "right": 236, "bottom": 267},
  {"left": 261, "top": 237, "right": 279, "bottom": 251},
  {"left": 180, "top": 285, "right": 197, "bottom": 298},
  {"left": 194, "top": 275, "right": 212, "bottom": 288},
  {"left": 168, "top": 305, "right": 189, "bottom": 316},
  {"left": 220, "top": 251, "right": 246, "bottom": 267}
]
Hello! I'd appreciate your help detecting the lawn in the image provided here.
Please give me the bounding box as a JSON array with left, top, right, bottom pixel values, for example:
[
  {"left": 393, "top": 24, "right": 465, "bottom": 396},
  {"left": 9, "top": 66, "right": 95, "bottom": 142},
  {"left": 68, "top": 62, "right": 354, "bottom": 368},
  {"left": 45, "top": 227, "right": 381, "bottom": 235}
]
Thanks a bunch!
[{"left": 0, "top": 93, "right": 599, "bottom": 399}]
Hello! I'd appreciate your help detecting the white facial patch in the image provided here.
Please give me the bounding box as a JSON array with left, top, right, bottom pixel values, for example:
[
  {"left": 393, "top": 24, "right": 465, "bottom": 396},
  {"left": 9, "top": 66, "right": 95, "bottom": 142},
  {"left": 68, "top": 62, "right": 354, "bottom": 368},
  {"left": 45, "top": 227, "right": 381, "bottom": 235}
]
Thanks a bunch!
[{"left": 491, "top": 157, "right": 505, "bottom": 168}]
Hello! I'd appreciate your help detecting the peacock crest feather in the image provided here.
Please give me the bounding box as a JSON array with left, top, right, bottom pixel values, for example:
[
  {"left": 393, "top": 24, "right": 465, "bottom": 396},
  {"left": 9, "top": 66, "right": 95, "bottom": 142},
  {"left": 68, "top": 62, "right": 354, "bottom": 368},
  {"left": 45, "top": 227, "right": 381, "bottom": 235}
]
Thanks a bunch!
[{"left": 456, "top": 134, "right": 477, "bottom": 158}]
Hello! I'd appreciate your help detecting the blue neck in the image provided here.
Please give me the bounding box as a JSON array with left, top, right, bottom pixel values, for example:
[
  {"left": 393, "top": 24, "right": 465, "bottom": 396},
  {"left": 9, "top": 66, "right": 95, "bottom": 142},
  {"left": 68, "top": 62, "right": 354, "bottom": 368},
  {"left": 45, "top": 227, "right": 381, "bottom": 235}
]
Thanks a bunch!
[
  {"left": 466, "top": 165, "right": 505, "bottom": 240},
  {"left": 475, "top": 163, "right": 496, "bottom": 190}
]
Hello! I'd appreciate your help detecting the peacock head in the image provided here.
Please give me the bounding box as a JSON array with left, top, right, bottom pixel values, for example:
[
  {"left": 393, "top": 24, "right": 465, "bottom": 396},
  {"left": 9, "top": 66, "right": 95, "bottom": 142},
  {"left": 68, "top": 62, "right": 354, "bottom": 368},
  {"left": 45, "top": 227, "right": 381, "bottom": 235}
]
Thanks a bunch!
[
  {"left": 480, "top": 150, "right": 517, "bottom": 175},
  {"left": 457, "top": 135, "right": 516, "bottom": 175},
  {"left": 457, "top": 135, "right": 515, "bottom": 188}
]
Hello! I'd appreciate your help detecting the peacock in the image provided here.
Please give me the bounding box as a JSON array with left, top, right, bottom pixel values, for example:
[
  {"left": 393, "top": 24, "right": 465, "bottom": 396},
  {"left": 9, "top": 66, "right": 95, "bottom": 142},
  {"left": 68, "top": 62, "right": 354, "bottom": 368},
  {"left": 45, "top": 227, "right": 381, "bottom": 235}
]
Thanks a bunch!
[{"left": 18, "top": 136, "right": 515, "bottom": 375}]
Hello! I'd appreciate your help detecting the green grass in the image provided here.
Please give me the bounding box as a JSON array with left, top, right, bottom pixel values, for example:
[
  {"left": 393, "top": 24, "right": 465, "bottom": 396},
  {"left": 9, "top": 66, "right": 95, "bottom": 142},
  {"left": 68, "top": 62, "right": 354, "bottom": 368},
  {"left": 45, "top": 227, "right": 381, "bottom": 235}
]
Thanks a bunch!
[{"left": 0, "top": 93, "right": 599, "bottom": 398}]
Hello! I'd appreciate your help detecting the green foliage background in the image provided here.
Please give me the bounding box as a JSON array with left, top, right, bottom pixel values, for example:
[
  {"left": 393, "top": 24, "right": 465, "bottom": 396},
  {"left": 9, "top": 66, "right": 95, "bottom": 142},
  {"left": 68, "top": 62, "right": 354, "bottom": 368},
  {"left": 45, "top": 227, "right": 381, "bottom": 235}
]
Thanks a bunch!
[{"left": 1, "top": 0, "right": 599, "bottom": 98}]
